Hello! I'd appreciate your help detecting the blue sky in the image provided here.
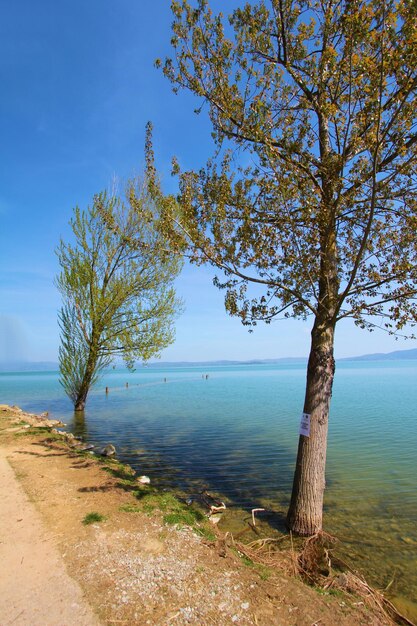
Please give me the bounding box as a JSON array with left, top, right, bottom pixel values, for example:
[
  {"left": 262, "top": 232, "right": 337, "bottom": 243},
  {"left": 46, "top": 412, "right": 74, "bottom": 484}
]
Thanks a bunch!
[{"left": 0, "top": 0, "right": 415, "bottom": 364}]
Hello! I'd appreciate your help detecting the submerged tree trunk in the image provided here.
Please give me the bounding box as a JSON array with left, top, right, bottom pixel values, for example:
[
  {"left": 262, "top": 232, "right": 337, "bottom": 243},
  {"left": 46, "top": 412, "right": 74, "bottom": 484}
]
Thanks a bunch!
[
  {"left": 286, "top": 316, "right": 336, "bottom": 535},
  {"left": 74, "top": 378, "right": 90, "bottom": 411},
  {"left": 74, "top": 347, "right": 98, "bottom": 412},
  {"left": 74, "top": 391, "right": 88, "bottom": 412},
  {"left": 73, "top": 410, "right": 87, "bottom": 438}
]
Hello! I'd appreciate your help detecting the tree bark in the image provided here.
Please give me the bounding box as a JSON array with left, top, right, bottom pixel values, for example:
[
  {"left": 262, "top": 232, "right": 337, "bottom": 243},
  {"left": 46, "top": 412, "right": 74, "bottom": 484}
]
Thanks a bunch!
[
  {"left": 286, "top": 105, "right": 339, "bottom": 534},
  {"left": 74, "top": 396, "right": 87, "bottom": 412},
  {"left": 286, "top": 316, "right": 336, "bottom": 535},
  {"left": 74, "top": 385, "right": 89, "bottom": 412},
  {"left": 74, "top": 347, "right": 98, "bottom": 412}
]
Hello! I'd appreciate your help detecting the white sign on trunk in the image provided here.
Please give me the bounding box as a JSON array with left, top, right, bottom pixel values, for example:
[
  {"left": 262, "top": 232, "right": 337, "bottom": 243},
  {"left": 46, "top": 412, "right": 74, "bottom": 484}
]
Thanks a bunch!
[{"left": 299, "top": 412, "right": 311, "bottom": 437}]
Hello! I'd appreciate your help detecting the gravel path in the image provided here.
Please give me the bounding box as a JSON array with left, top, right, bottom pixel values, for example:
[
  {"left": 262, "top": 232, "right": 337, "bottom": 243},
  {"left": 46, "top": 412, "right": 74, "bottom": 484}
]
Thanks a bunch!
[{"left": 0, "top": 447, "right": 102, "bottom": 626}]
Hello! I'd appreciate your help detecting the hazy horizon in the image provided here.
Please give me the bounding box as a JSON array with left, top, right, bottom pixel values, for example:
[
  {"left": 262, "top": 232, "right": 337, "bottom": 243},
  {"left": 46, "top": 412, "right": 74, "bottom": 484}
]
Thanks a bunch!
[{"left": 2, "top": 346, "right": 417, "bottom": 372}]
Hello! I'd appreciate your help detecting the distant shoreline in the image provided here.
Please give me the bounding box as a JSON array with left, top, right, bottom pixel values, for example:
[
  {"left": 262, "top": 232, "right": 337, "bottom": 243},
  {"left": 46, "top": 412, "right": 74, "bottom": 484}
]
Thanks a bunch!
[{"left": 2, "top": 347, "right": 417, "bottom": 373}]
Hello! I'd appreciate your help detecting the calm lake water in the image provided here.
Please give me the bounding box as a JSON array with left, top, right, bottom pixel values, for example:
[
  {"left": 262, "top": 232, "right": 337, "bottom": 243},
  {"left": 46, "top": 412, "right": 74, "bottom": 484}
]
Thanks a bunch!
[{"left": 1, "top": 361, "right": 416, "bottom": 617}]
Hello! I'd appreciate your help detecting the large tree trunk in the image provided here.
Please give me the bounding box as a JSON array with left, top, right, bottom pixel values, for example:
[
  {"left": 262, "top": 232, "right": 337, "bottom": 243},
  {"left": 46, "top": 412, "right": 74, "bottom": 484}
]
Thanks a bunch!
[
  {"left": 74, "top": 377, "right": 90, "bottom": 411},
  {"left": 74, "top": 392, "right": 88, "bottom": 412},
  {"left": 286, "top": 316, "right": 336, "bottom": 535},
  {"left": 74, "top": 348, "right": 98, "bottom": 412}
]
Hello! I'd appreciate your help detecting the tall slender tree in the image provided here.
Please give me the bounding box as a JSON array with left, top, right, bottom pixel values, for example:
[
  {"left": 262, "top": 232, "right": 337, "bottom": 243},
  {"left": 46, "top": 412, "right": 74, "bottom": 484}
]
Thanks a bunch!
[
  {"left": 158, "top": 0, "right": 417, "bottom": 534},
  {"left": 56, "top": 178, "right": 183, "bottom": 411}
]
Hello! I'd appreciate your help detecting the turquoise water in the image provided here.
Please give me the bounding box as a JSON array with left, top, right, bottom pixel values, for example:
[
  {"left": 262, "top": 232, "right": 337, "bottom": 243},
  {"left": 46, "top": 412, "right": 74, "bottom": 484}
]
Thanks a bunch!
[{"left": 1, "top": 361, "right": 416, "bottom": 615}]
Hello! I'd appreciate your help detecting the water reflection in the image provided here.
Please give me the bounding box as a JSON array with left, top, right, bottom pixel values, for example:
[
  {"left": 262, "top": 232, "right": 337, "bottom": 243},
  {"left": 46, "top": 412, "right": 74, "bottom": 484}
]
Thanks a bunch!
[{"left": 71, "top": 410, "right": 88, "bottom": 439}]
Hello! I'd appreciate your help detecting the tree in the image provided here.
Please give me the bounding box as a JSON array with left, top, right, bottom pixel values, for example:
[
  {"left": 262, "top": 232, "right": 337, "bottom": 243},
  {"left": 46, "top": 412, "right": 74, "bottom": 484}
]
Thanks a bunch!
[
  {"left": 158, "top": 0, "right": 417, "bottom": 534},
  {"left": 56, "top": 179, "right": 183, "bottom": 411}
]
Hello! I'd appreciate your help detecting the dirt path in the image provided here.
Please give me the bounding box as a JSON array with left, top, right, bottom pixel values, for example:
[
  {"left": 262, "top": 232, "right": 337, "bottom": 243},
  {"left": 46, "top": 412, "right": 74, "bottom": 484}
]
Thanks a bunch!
[{"left": 0, "top": 447, "right": 101, "bottom": 626}]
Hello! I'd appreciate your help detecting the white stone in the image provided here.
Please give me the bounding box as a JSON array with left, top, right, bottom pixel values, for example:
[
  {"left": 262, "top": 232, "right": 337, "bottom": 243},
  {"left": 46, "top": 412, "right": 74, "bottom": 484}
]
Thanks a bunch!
[{"left": 137, "top": 475, "right": 151, "bottom": 484}]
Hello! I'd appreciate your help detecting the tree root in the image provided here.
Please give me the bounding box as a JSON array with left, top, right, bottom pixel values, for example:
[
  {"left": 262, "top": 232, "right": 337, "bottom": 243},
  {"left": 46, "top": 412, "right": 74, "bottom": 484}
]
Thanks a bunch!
[{"left": 223, "top": 530, "right": 414, "bottom": 626}]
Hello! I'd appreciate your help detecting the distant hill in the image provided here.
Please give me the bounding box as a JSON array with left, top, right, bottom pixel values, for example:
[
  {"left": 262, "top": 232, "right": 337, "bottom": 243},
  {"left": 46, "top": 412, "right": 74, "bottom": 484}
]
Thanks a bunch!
[
  {"left": 143, "top": 357, "right": 308, "bottom": 367},
  {"left": 1, "top": 349, "right": 416, "bottom": 373},
  {"left": 0, "top": 358, "right": 309, "bottom": 373},
  {"left": 342, "top": 348, "right": 417, "bottom": 361}
]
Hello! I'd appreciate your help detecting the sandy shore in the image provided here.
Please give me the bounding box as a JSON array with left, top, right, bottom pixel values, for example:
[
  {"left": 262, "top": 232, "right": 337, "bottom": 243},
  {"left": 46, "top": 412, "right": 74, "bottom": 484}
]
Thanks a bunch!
[{"left": 0, "top": 404, "right": 401, "bottom": 626}]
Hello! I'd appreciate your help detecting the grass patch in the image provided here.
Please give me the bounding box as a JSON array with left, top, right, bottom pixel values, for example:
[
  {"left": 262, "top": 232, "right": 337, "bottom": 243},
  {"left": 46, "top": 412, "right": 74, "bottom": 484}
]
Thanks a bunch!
[
  {"left": 194, "top": 525, "right": 216, "bottom": 541},
  {"left": 101, "top": 462, "right": 136, "bottom": 482},
  {"left": 14, "top": 427, "right": 64, "bottom": 445},
  {"left": 241, "top": 554, "right": 254, "bottom": 567},
  {"left": 163, "top": 510, "right": 202, "bottom": 526},
  {"left": 119, "top": 503, "right": 142, "bottom": 513},
  {"left": 136, "top": 491, "right": 185, "bottom": 512},
  {"left": 256, "top": 565, "right": 272, "bottom": 581},
  {"left": 42, "top": 433, "right": 66, "bottom": 442},
  {"left": 134, "top": 489, "right": 215, "bottom": 539},
  {"left": 14, "top": 426, "right": 53, "bottom": 437},
  {"left": 75, "top": 448, "right": 95, "bottom": 458},
  {"left": 82, "top": 511, "right": 107, "bottom": 525},
  {"left": 230, "top": 546, "right": 254, "bottom": 567}
]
